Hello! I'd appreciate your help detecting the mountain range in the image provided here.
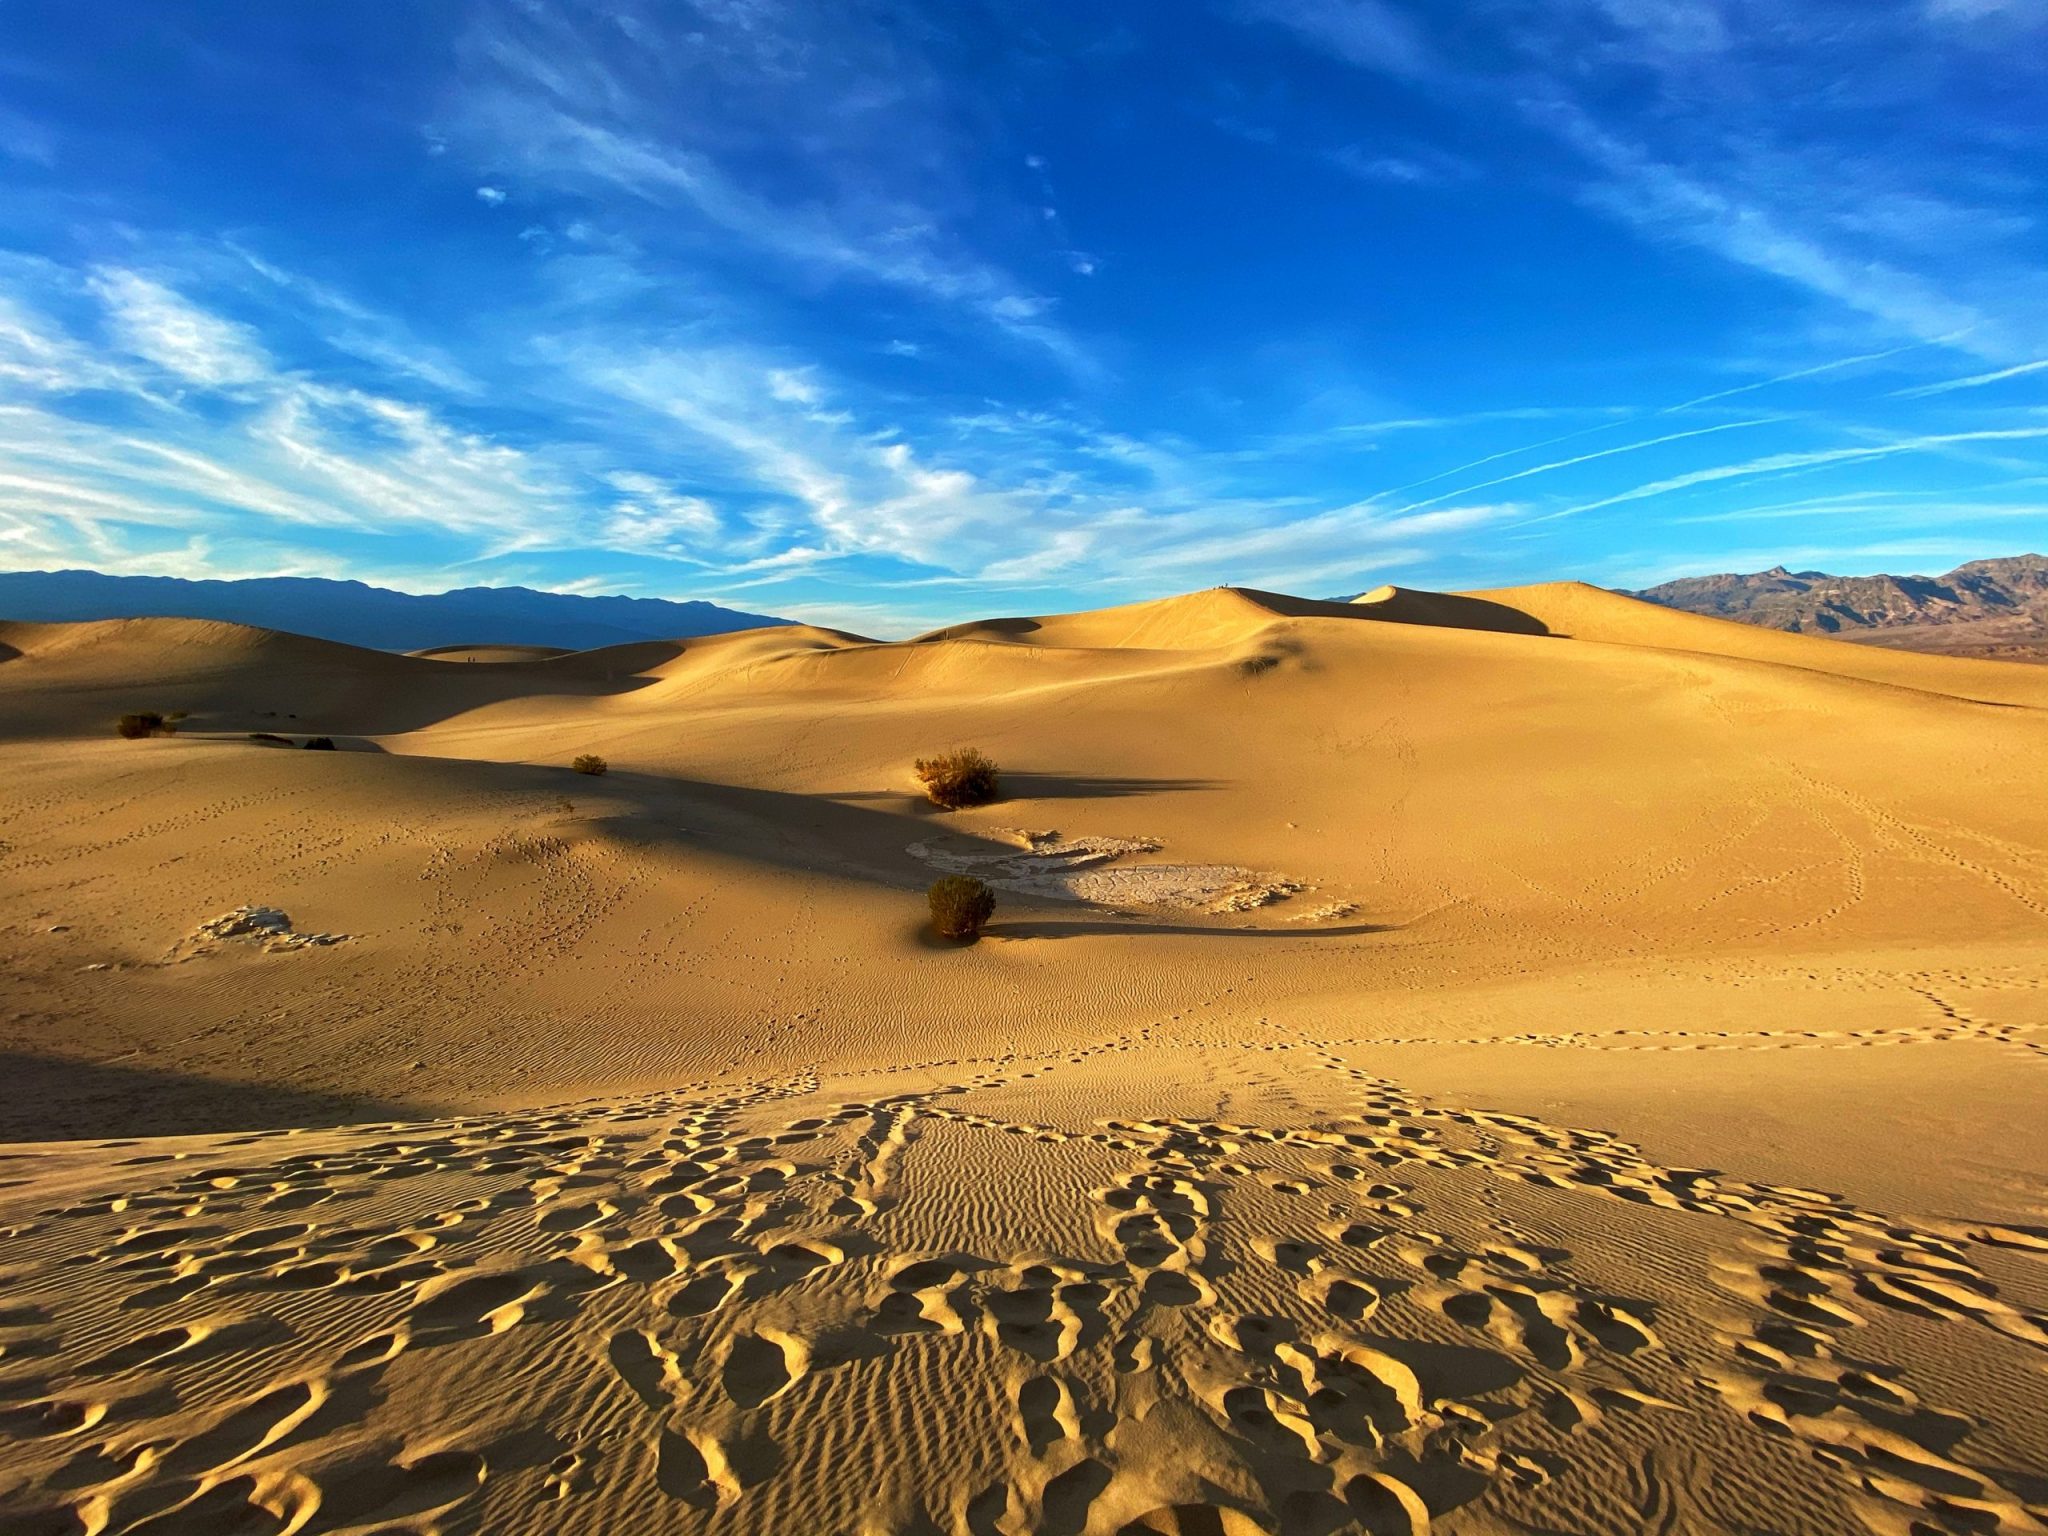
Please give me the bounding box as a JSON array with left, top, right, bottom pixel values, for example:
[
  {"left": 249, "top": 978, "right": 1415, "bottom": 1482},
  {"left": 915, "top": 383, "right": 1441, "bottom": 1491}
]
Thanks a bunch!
[
  {"left": 1632, "top": 555, "right": 2048, "bottom": 661},
  {"left": 9, "top": 560, "right": 2048, "bottom": 663},
  {"left": 0, "top": 570, "right": 788, "bottom": 652}
]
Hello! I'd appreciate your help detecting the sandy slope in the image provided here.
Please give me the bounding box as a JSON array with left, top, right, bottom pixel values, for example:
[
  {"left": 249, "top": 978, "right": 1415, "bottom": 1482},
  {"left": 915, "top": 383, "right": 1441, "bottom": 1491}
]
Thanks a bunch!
[{"left": 1, "top": 585, "right": 2044, "bottom": 1535}]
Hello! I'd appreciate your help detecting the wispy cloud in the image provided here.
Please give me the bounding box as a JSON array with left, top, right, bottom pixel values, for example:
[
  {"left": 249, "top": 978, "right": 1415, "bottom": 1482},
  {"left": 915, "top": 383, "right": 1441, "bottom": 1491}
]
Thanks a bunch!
[
  {"left": 1892, "top": 358, "right": 2048, "bottom": 397},
  {"left": 443, "top": 1, "right": 1084, "bottom": 367},
  {"left": 1393, "top": 418, "right": 1777, "bottom": 514},
  {"left": 1241, "top": 0, "right": 1437, "bottom": 78},
  {"left": 1542, "top": 426, "right": 2048, "bottom": 521},
  {"left": 1532, "top": 101, "right": 1995, "bottom": 353},
  {"left": 91, "top": 270, "right": 271, "bottom": 387}
]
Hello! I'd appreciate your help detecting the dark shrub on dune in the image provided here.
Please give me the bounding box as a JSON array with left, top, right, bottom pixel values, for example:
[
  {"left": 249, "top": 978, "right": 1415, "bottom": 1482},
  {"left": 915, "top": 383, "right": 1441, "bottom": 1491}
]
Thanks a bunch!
[
  {"left": 928, "top": 875, "right": 996, "bottom": 939},
  {"left": 572, "top": 754, "right": 608, "bottom": 776},
  {"left": 247, "top": 732, "right": 292, "bottom": 745},
  {"left": 914, "top": 748, "right": 999, "bottom": 810},
  {"left": 116, "top": 712, "right": 166, "bottom": 739},
  {"left": 303, "top": 736, "right": 336, "bottom": 751}
]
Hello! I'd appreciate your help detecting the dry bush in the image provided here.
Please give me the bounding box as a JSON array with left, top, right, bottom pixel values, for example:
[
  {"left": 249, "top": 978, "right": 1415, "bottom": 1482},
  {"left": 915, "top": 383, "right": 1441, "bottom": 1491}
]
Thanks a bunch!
[
  {"left": 572, "top": 754, "right": 608, "bottom": 776},
  {"left": 303, "top": 736, "right": 336, "bottom": 751},
  {"left": 116, "top": 712, "right": 165, "bottom": 739},
  {"left": 928, "top": 875, "right": 996, "bottom": 939},
  {"left": 247, "top": 732, "right": 291, "bottom": 745},
  {"left": 913, "top": 747, "right": 999, "bottom": 809}
]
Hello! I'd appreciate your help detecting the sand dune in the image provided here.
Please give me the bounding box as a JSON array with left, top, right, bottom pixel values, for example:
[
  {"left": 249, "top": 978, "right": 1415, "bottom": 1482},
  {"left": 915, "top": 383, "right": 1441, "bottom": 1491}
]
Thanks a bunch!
[
  {"left": 1466, "top": 581, "right": 2048, "bottom": 706},
  {"left": 2, "top": 583, "right": 2045, "bottom": 1535}
]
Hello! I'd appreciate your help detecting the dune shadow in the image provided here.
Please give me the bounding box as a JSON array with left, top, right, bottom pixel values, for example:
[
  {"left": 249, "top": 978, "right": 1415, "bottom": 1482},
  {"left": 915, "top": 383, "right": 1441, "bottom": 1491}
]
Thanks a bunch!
[
  {"left": 0, "top": 1051, "right": 439, "bottom": 1143},
  {"left": 547, "top": 765, "right": 1032, "bottom": 887},
  {"left": 214, "top": 733, "right": 389, "bottom": 754},
  {"left": 911, "top": 615, "right": 1046, "bottom": 642},
  {"left": 988, "top": 918, "right": 1393, "bottom": 941},
  {"left": 1425, "top": 593, "right": 1552, "bottom": 635},
  {"left": 135, "top": 750, "right": 1373, "bottom": 950},
  {"left": 1002, "top": 772, "right": 1223, "bottom": 800},
  {"left": 1346, "top": 590, "right": 1553, "bottom": 636},
  {"left": 0, "top": 639, "right": 21, "bottom": 664},
  {"left": 0, "top": 640, "right": 691, "bottom": 744},
  {"left": 823, "top": 771, "right": 1220, "bottom": 805}
]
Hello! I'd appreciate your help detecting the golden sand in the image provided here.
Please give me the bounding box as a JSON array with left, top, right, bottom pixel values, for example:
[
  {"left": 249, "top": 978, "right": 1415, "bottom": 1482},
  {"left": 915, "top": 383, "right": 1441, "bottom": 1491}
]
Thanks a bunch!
[{"left": 1, "top": 583, "right": 2044, "bottom": 1534}]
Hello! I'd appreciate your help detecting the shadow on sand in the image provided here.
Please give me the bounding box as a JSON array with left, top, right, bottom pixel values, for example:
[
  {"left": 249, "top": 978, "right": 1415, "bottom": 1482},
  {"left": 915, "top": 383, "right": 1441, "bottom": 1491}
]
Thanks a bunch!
[
  {"left": 987, "top": 917, "right": 1394, "bottom": 941},
  {"left": 487, "top": 763, "right": 1386, "bottom": 947},
  {"left": 998, "top": 771, "right": 1223, "bottom": 800},
  {"left": 0, "top": 1051, "right": 438, "bottom": 1143},
  {"left": 827, "top": 770, "right": 1220, "bottom": 805}
]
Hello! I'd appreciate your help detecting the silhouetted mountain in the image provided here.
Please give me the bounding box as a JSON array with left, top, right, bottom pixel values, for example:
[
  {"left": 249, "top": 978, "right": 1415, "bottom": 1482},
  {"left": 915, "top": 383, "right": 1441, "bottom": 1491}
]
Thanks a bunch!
[
  {"left": 1632, "top": 556, "right": 2048, "bottom": 661},
  {"left": 0, "top": 570, "right": 790, "bottom": 652}
]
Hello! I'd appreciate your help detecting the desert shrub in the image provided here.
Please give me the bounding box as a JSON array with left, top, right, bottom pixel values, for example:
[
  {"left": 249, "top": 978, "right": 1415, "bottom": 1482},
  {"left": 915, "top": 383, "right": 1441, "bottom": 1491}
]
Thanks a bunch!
[
  {"left": 913, "top": 747, "right": 999, "bottom": 810},
  {"left": 572, "top": 754, "right": 608, "bottom": 776},
  {"left": 116, "top": 712, "right": 165, "bottom": 739},
  {"left": 928, "top": 875, "right": 996, "bottom": 939},
  {"left": 303, "top": 736, "right": 336, "bottom": 751},
  {"left": 247, "top": 732, "right": 291, "bottom": 745}
]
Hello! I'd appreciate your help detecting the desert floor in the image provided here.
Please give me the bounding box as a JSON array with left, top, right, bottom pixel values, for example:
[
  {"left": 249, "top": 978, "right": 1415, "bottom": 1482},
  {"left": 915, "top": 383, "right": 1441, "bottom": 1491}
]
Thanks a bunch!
[{"left": 2, "top": 583, "right": 2045, "bottom": 1536}]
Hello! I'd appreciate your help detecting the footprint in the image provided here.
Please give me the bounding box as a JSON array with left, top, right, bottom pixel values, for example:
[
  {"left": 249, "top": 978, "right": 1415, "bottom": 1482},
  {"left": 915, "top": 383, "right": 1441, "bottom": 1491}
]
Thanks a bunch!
[
  {"left": 1119, "top": 1507, "right": 1269, "bottom": 1535},
  {"left": 721, "top": 1328, "right": 807, "bottom": 1409},
  {"left": 80, "top": 1324, "right": 209, "bottom": 1375},
  {"left": 668, "top": 1269, "right": 740, "bottom": 1319},
  {"left": 407, "top": 1268, "right": 551, "bottom": 1341},
  {"left": 311, "top": 1448, "right": 486, "bottom": 1527},
  {"left": 116, "top": 1469, "right": 320, "bottom": 1536},
  {"left": 0, "top": 1398, "right": 106, "bottom": 1440},
  {"left": 1041, "top": 1457, "right": 1112, "bottom": 1536},
  {"left": 158, "top": 1378, "right": 325, "bottom": 1476},
  {"left": 1219, "top": 1384, "right": 1321, "bottom": 1459},
  {"left": 1309, "top": 1272, "right": 1386, "bottom": 1323},
  {"left": 1342, "top": 1471, "right": 1431, "bottom": 1536},
  {"left": 609, "top": 1328, "right": 684, "bottom": 1413},
  {"left": 1015, "top": 1374, "right": 1079, "bottom": 1454},
  {"left": 656, "top": 1425, "right": 741, "bottom": 1508},
  {"left": 876, "top": 1258, "right": 973, "bottom": 1336}
]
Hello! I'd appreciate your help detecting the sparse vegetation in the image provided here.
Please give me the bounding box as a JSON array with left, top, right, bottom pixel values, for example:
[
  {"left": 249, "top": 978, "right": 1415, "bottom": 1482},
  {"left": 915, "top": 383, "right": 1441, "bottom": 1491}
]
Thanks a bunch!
[
  {"left": 116, "top": 712, "right": 166, "bottom": 739},
  {"left": 572, "top": 754, "right": 608, "bottom": 776},
  {"left": 928, "top": 875, "right": 996, "bottom": 939},
  {"left": 247, "top": 732, "right": 292, "bottom": 745},
  {"left": 913, "top": 747, "right": 999, "bottom": 810},
  {"left": 303, "top": 736, "right": 336, "bottom": 751}
]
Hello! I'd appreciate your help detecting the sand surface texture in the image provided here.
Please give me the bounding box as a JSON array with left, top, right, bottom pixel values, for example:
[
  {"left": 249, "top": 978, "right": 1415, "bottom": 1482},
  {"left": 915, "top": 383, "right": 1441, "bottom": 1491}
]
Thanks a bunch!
[{"left": 2, "top": 583, "right": 2045, "bottom": 1535}]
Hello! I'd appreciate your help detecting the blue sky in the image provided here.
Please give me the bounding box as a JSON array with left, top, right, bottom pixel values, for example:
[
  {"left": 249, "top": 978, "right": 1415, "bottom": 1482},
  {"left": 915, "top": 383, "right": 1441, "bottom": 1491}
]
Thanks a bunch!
[{"left": 1, "top": 0, "right": 2045, "bottom": 635}]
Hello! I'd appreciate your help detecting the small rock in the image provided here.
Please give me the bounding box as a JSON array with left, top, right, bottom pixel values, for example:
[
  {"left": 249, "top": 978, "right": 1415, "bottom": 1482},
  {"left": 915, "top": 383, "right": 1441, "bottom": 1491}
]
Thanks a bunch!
[
  {"left": 167, "top": 905, "right": 348, "bottom": 961},
  {"left": 83, "top": 962, "right": 111, "bottom": 972}
]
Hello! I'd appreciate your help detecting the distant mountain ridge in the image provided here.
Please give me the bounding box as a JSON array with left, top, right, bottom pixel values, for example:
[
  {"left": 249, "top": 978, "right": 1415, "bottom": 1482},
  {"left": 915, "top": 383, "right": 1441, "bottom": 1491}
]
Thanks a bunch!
[
  {"left": 0, "top": 570, "right": 790, "bottom": 652},
  {"left": 1631, "top": 555, "right": 2048, "bottom": 662}
]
